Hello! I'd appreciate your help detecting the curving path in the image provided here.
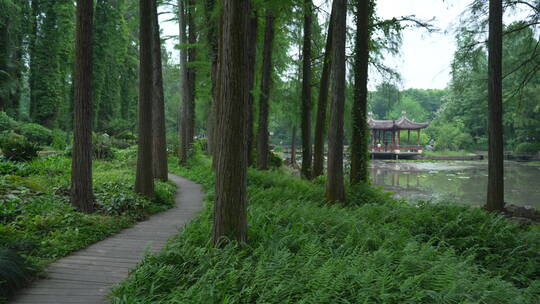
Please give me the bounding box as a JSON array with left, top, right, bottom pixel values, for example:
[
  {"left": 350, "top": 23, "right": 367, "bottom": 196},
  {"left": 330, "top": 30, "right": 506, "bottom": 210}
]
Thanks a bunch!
[{"left": 11, "top": 174, "right": 203, "bottom": 304}]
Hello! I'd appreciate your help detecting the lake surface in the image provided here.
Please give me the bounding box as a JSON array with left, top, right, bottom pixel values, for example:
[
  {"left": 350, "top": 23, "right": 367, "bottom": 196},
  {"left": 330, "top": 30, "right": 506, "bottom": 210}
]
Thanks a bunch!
[{"left": 370, "top": 160, "right": 540, "bottom": 209}]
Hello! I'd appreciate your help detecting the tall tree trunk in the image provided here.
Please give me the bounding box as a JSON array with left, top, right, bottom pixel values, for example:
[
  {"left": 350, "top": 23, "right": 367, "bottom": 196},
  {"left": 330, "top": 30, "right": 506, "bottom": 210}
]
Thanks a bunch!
[
  {"left": 350, "top": 0, "right": 371, "bottom": 185},
  {"left": 486, "top": 0, "right": 504, "bottom": 211},
  {"left": 135, "top": 0, "right": 154, "bottom": 198},
  {"left": 312, "top": 9, "right": 334, "bottom": 178},
  {"left": 291, "top": 126, "right": 297, "bottom": 167},
  {"left": 325, "top": 0, "right": 346, "bottom": 202},
  {"left": 246, "top": 10, "right": 258, "bottom": 167},
  {"left": 71, "top": 0, "right": 94, "bottom": 214},
  {"left": 301, "top": 0, "right": 313, "bottom": 179},
  {"left": 212, "top": 0, "right": 250, "bottom": 245},
  {"left": 178, "top": 0, "right": 189, "bottom": 163},
  {"left": 257, "top": 13, "right": 275, "bottom": 171},
  {"left": 151, "top": 0, "right": 168, "bottom": 181},
  {"left": 187, "top": 0, "right": 197, "bottom": 151},
  {"left": 180, "top": 0, "right": 196, "bottom": 164},
  {"left": 205, "top": 0, "right": 218, "bottom": 156}
]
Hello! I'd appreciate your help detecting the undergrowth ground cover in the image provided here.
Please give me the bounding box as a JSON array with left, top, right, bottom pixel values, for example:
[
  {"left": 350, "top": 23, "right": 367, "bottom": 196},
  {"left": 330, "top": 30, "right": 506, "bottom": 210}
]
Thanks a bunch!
[
  {"left": 111, "top": 153, "right": 540, "bottom": 304},
  {"left": 0, "top": 148, "right": 176, "bottom": 301}
]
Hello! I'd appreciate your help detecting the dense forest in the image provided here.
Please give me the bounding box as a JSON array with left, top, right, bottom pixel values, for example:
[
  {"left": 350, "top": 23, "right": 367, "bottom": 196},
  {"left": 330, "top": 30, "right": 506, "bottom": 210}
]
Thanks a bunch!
[{"left": 1, "top": 0, "right": 540, "bottom": 303}]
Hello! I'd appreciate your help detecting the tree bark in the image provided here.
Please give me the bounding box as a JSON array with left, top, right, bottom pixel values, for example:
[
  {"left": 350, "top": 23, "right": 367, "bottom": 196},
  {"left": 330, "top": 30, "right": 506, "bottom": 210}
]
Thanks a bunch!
[
  {"left": 212, "top": 0, "right": 250, "bottom": 245},
  {"left": 71, "top": 0, "right": 94, "bottom": 213},
  {"left": 486, "top": 0, "right": 504, "bottom": 211},
  {"left": 186, "top": 0, "right": 197, "bottom": 152},
  {"left": 205, "top": 0, "right": 218, "bottom": 156},
  {"left": 178, "top": 0, "right": 189, "bottom": 164},
  {"left": 301, "top": 0, "right": 313, "bottom": 179},
  {"left": 135, "top": 0, "right": 154, "bottom": 198},
  {"left": 325, "top": 0, "right": 346, "bottom": 202},
  {"left": 151, "top": 0, "right": 168, "bottom": 181},
  {"left": 257, "top": 13, "right": 275, "bottom": 171},
  {"left": 246, "top": 10, "right": 258, "bottom": 167},
  {"left": 312, "top": 9, "right": 334, "bottom": 178},
  {"left": 350, "top": 0, "right": 371, "bottom": 185}
]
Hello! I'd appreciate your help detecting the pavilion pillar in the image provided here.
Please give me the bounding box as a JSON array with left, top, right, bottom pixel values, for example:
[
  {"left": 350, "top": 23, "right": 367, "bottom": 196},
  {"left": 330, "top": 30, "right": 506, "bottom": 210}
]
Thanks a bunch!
[
  {"left": 392, "top": 130, "right": 395, "bottom": 146},
  {"left": 417, "top": 129, "right": 421, "bottom": 145},
  {"left": 398, "top": 130, "right": 401, "bottom": 146},
  {"left": 408, "top": 129, "right": 411, "bottom": 142}
]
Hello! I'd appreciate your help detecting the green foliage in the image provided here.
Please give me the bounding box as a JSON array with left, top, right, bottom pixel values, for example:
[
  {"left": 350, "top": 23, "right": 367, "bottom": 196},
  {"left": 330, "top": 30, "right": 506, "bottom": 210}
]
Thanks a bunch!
[
  {"left": 0, "top": 153, "right": 176, "bottom": 298},
  {"left": 0, "top": 248, "right": 33, "bottom": 300},
  {"left": 268, "top": 150, "right": 283, "bottom": 168},
  {"left": 112, "top": 156, "right": 540, "bottom": 303},
  {"left": 426, "top": 119, "right": 473, "bottom": 151},
  {"left": 514, "top": 142, "right": 540, "bottom": 154},
  {"left": 0, "top": 133, "right": 40, "bottom": 162},
  {"left": 0, "top": 112, "right": 17, "bottom": 132},
  {"left": 17, "top": 123, "right": 53, "bottom": 145},
  {"left": 51, "top": 129, "right": 68, "bottom": 150}
]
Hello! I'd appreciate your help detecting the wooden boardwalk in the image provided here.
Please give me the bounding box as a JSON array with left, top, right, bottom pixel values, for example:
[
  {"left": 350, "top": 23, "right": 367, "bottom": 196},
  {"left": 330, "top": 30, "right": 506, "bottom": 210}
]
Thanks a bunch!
[{"left": 11, "top": 174, "right": 203, "bottom": 304}]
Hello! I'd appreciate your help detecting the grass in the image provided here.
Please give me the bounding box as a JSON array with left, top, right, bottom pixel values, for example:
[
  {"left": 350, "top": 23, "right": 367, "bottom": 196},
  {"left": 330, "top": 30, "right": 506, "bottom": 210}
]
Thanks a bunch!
[
  {"left": 0, "top": 148, "right": 176, "bottom": 301},
  {"left": 111, "top": 153, "right": 540, "bottom": 304},
  {"left": 424, "top": 150, "right": 478, "bottom": 157}
]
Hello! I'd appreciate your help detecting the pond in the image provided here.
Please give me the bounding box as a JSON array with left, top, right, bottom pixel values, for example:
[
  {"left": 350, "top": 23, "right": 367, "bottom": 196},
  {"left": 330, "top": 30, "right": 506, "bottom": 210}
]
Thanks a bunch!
[{"left": 370, "top": 160, "right": 540, "bottom": 210}]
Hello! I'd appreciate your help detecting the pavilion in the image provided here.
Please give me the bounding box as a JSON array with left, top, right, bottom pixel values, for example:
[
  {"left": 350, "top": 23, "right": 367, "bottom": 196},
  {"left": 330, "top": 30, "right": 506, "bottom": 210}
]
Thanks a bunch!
[{"left": 368, "top": 113, "right": 429, "bottom": 158}]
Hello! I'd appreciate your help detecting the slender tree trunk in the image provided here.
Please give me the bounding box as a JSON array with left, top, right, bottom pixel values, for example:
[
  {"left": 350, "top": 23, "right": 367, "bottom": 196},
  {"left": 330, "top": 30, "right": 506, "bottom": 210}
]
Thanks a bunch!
[
  {"left": 301, "top": 0, "right": 313, "bottom": 179},
  {"left": 135, "top": 0, "right": 154, "bottom": 198},
  {"left": 257, "top": 13, "right": 275, "bottom": 171},
  {"left": 186, "top": 0, "right": 197, "bottom": 152},
  {"left": 350, "top": 0, "right": 371, "bottom": 185},
  {"left": 205, "top": 0, "right": 218, "bottom": 156},
  {"left": 212, "top": 0, "right": 250, "bottom": 245},
  {"left": 246, "top": 10, "right": 258, "bottom": 167},
  {"left": 178, "top": 0, "right": 189, "bottom": 164},
  {"left": 325, "top": 0, "right": 346, "bottom": 202},
  {"left": 71, "top": 0, "right": 94, "bottom": 214},
  {"left": 486, "top": 0, "right": 504, "bottom": 211},
  {"left": 313, "top": 9, "right": 334, "bottom": 178},
  {"left": 151, "top": 0, "right": 168, "bottom": 181},
  {"left": 291, "top": 126, "right": 297, "bottom": 167}
]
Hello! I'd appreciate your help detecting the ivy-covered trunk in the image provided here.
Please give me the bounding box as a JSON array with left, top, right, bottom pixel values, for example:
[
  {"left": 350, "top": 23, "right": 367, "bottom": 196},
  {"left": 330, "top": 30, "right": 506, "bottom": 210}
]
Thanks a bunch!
[{"left": 350, "top": 0, "right": 371, "bottom": 185}]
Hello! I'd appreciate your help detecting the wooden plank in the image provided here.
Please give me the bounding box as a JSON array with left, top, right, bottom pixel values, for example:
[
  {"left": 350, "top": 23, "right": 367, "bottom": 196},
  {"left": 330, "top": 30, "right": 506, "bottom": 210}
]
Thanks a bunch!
[{"left": 10, "top": 175, "right": 203, "bottom": 304}]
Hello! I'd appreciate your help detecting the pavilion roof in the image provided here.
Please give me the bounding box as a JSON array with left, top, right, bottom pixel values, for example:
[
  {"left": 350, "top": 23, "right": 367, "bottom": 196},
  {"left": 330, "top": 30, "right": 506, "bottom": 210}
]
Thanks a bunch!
[{"left": 367, "top": 116, "right": 429, "bottom": 131}]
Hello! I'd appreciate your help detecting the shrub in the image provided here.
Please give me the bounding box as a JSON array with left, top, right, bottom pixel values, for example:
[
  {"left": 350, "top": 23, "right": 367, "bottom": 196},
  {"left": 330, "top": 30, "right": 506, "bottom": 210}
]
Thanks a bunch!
[
  {"left": 66, "top": 133, "right": 115, "bottom": 160},
  {"left": 110, "top": 137, "right": 132, "bottom": 150},
  {"left": 0, "top": 248, "right": 34, "bottom": 299},
  {"left": 268, "top": 150, "right": 282, "bottom": 168},
  {"left": 0, "top": 112, "right": 17, "bottom": 132},
  {"left": 514, "top": 142, "right": 540, "bottom": 154},
  {"left": 0, "top": 160, "right": 30, "bottom": 176},
  {"left": 106, "top": 119, "right": 134, "bottom": 137},
  {"left": 51, "top": 129, "right": 69, "bottom": 150},
  {"left": 0, "top": 134, "right": 40, "bottom": 162},
  {"left": 17, "top": 123, "right": 52, "bottom": 145},
  {"left": 93, "top": 133, "right": 115, "bottom": 159}
]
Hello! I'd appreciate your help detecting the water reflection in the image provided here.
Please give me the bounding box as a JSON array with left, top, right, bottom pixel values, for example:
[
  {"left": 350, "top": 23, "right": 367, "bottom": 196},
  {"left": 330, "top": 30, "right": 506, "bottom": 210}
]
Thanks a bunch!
[{"left": 370, "top": 160, "right": 540, "bottom": 209}]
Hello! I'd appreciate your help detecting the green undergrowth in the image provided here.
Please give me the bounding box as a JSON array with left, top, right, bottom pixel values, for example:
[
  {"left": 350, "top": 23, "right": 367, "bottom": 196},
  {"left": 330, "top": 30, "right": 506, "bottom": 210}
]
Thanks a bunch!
[
  {"left": 0, "top": 149, "right": 176, "bottom": 301},
  {"left": 111, "top": 154, "right": 540, "bottom": 304}
]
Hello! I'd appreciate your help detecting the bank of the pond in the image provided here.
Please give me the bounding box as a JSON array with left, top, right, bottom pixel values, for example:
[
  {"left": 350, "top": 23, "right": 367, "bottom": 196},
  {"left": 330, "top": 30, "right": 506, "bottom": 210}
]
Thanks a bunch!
[
  {"left": 111, "top": 154, "right": 540, "bottom": 304},
  {"left": 0, "top": 150, "right": 176, "bottom": 302}
]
